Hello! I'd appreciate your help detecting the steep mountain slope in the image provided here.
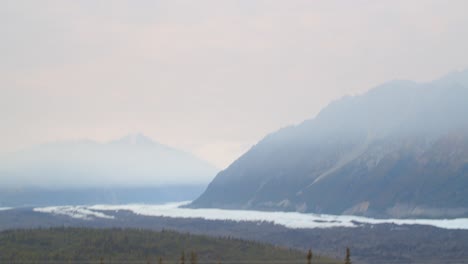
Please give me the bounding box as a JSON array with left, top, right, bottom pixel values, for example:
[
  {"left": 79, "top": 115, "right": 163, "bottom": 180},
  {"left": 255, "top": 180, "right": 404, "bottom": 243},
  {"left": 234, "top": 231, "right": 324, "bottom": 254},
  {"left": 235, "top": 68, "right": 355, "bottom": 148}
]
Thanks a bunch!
[
  {"left": 190, "top": 70, "right": 468, "bottom": 218},
  {"left": 0, "top": 134, "right": 218, "bottom": 206}
]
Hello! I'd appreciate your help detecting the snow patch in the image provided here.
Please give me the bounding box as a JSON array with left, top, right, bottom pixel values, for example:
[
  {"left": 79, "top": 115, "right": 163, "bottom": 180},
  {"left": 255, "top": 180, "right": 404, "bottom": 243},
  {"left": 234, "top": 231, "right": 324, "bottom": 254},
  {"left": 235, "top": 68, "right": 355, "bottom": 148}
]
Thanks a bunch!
[
  {"left": 34, "top": 206, "right": 114, "bottom": 220},
  {"left": 92, "top": 202, "right": 468, "bottom": 230},
  {"left": 34, "top": 202, "right": 468, "bottom": 230}
]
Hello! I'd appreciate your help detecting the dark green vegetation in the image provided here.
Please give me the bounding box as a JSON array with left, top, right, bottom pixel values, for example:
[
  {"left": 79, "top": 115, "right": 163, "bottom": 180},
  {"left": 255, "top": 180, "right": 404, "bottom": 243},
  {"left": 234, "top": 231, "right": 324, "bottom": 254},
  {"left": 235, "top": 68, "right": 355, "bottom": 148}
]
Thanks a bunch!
[
  {"left": 3, "top": 209, "right": 468, "bottom": 263},
  {"left": 0, "top": 228, "right": 338, "bottom": 263},
  {"left": 191, "top": 70, "right": 468, "bottom": 218}
]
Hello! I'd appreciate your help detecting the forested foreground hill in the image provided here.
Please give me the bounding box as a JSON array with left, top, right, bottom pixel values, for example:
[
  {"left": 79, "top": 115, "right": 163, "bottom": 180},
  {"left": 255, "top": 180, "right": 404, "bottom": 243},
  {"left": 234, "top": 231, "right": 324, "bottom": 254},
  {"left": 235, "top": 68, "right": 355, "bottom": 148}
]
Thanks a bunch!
[{"left": 0, "top": 228, "right": 339, "bottom": 264}]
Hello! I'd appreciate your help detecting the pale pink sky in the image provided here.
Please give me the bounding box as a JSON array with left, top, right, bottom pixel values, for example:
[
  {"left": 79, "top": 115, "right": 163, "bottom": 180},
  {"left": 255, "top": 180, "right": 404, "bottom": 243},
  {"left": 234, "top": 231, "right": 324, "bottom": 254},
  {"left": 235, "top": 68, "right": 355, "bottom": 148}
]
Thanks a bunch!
[{"left": 2, "top": 0, "right": 468, "bottom": 168}]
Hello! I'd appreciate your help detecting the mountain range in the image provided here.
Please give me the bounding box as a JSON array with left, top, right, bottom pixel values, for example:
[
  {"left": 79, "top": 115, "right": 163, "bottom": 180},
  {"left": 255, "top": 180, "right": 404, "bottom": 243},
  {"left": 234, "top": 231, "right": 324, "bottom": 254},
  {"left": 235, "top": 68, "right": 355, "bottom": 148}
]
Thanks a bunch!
[
  {"left": 0, "top": 133, "right": 218, "bottom": 206},
  {"left": 190, "top": 70, "right": 468, "bottom": 218}
]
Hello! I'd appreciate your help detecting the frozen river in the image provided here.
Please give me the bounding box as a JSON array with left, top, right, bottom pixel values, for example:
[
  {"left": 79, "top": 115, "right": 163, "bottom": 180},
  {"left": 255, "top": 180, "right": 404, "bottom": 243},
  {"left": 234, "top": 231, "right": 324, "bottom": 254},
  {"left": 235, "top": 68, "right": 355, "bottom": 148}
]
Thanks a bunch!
[{"left": 34, "top": 201, "right": 468, "bottom": 230}]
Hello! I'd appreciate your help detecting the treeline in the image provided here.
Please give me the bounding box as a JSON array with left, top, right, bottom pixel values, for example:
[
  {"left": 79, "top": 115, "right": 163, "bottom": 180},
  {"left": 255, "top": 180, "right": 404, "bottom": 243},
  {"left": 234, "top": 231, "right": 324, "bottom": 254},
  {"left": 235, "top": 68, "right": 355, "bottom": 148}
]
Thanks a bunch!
[{"left": 0, "top": 228, "right": 343, "bottom": 263}]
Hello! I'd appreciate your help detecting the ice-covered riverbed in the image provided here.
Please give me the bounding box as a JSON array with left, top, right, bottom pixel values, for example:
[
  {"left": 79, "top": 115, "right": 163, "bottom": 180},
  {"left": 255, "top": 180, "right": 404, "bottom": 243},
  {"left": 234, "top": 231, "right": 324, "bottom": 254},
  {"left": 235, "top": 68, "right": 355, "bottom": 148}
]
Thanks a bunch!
[{"left": 33, "top": 202, "right": 468, "bottom": 230}]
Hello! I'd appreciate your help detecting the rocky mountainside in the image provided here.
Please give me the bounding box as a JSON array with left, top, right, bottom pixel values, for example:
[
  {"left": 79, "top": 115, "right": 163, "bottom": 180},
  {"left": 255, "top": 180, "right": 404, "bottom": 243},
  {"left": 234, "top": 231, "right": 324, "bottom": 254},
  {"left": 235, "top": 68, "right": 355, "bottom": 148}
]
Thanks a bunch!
[{"left": 190, "top": 70, "right": 468, "bottom": 218}]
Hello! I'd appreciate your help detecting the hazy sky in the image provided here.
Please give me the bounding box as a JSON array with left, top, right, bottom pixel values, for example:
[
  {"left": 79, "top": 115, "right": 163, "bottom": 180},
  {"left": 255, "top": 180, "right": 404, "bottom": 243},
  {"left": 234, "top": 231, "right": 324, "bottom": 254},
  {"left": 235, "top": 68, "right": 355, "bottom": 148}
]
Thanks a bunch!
[{"left": 2, "top": 0, "right": 468, "bottom": 168}]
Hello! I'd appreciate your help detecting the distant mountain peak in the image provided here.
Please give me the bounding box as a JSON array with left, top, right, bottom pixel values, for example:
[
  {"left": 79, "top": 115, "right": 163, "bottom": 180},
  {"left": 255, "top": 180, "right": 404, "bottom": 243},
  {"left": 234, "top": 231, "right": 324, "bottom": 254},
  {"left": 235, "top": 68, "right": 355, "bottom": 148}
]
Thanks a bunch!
[
  {"left": 435, "top": 68, "right": 468, "bottom": 87},
  {"left": 111, "top": 133, "right": 158, "bottom": 146},
  {"left": 0, "top": 132, "right": 219, "bottom": 190}
]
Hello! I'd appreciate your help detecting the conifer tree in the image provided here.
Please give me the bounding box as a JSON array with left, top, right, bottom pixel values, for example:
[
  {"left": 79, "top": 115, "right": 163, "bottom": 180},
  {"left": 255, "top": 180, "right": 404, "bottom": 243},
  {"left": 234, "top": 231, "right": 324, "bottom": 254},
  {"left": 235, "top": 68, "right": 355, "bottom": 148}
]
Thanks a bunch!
[
  {"left": 190, "top": 251, "right": 198, "bottom": 264},
  {"left": 307, "top": 249, "right": 313, "bottom": 264},
  {"left": 180, "top": 251, "right": 185, "bottom": 264},
  {"left": 345, "top": 247, "right": 351, "bottom": 264}
]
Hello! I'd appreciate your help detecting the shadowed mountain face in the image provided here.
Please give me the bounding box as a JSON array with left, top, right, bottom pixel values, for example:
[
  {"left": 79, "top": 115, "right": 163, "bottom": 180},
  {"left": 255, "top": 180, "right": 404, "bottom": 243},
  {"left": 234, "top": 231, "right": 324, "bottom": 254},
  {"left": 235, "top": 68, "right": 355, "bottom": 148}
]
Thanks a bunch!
[
  {"left": 0, "top": 134, "right": 218, "bottom": 206},
  {"left": 190, "top": 70, "right": 468, "bottom": 218}
]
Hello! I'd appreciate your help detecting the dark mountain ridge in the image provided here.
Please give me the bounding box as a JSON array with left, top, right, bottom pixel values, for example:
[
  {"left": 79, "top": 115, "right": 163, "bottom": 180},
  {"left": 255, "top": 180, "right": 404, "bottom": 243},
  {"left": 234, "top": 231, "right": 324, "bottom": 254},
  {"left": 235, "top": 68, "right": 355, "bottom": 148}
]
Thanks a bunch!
[{"left": 190, "top": 70, "right": 468, "bottom": 218}]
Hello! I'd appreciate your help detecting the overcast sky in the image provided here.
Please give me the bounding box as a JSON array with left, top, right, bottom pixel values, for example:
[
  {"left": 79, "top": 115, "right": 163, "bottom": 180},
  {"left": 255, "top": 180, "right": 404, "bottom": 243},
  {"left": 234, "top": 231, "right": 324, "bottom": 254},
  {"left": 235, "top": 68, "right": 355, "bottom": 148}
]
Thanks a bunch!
[{"left": 2, "top": 0, "right": 468, "bottom": 168}]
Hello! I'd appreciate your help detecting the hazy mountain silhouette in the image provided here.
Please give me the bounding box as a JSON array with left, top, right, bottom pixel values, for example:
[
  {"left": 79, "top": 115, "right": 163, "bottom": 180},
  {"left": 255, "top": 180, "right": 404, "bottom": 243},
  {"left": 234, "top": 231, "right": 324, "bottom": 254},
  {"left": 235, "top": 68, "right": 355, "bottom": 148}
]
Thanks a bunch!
[
  {"left": 190, "top": 70, "right": 468, "bottom": 218},
  {"left": 0, "top": 133, "right": 218, "bottom": 206}
]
